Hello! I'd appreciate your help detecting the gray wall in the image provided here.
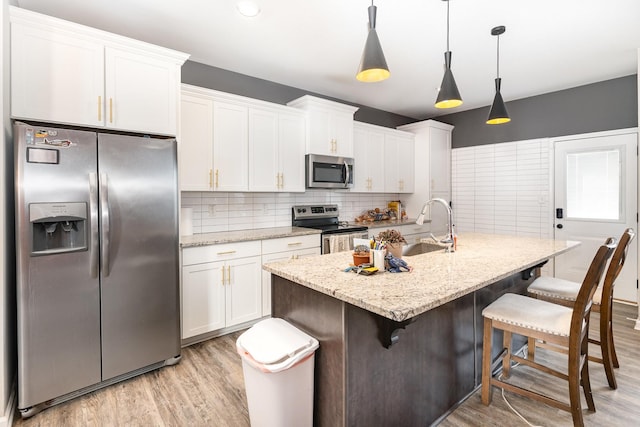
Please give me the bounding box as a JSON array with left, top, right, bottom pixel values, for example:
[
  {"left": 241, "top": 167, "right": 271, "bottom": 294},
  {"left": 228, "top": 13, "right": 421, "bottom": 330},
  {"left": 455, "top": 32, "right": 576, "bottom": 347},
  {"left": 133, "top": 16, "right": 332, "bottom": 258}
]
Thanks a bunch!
[
  {"left": 182, "top": 60, "right": 415, "bottom": 129},
  {"left": 434, "top": 75, "right": 638, "bottom": 149}
]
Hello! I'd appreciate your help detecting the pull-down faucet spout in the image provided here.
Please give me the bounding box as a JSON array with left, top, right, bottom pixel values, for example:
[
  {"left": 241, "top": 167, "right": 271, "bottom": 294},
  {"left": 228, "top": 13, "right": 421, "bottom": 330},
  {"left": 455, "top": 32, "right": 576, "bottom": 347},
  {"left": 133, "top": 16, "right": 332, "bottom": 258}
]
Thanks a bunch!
[{"left": 415, "top": 198, "right": 455, "bottom": 252}]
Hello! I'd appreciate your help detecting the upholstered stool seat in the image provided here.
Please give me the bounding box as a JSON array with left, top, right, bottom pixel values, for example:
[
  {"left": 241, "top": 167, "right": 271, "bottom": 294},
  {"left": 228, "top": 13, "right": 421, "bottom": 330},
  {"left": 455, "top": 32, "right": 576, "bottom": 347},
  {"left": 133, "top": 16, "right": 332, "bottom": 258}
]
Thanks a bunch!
[
  {"left": 529, "top": 277, "right": 602, "bottom": 304},
  {"left": 483, "top": 293, "right": 574, "bottom": 337}
]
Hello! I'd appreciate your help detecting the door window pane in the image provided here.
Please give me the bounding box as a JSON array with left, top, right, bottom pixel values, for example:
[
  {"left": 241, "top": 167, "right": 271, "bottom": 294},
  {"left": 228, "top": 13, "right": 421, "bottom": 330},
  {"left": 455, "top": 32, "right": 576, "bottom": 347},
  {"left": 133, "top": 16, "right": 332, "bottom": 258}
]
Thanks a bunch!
[{"left": 566, "top": 150, "right": 620, "bottom": 220}]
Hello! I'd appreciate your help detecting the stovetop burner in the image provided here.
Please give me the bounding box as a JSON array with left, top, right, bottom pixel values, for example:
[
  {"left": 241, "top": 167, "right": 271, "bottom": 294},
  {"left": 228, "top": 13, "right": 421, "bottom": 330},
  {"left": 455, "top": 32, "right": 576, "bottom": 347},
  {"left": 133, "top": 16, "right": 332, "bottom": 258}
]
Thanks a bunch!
[{"left": 292, "top": 204, "right": 368, "bottom": 234}]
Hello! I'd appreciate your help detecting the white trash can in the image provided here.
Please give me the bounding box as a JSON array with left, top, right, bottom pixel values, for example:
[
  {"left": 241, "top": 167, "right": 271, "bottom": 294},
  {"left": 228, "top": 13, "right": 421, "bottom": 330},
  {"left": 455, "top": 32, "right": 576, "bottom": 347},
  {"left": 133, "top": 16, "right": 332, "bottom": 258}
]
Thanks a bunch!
[{"left": 236, "top": 318, "right": 319, "bottom": 427}]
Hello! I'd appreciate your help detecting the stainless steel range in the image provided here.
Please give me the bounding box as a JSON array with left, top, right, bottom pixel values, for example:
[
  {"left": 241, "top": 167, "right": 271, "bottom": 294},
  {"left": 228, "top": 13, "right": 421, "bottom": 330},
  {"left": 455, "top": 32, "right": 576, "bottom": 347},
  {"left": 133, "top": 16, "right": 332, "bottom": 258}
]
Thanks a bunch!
[{"left": 292, "top": 204, "right": 368, "bottom": 254}]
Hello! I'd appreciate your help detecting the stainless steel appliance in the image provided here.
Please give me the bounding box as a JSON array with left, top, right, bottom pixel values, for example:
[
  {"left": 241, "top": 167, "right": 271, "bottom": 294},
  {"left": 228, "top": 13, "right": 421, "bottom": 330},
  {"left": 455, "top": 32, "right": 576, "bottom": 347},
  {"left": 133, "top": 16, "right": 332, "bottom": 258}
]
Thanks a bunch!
[
  {"left": 14, "top": 122, "right": 180, "bottom": 417},
  {"left": 292, "top": 204, "right": 368, "bottom": 254},
  {"left": 305, "top": 154, "right": 354, "bottom": 189}
]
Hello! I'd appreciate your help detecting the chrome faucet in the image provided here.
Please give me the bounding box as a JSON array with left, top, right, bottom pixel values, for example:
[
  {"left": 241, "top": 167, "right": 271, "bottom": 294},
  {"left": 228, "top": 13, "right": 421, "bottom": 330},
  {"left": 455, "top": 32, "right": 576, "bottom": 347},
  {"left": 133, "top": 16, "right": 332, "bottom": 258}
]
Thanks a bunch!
[{"left": 416, "top": 198, "right": 455, "bottom": 252}]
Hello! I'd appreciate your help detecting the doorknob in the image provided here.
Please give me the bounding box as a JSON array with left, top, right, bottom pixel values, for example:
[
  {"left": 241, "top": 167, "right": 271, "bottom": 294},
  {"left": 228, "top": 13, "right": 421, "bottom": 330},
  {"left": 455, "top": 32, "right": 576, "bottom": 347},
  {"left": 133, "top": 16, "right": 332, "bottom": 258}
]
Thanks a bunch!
[{"left": 556, "top": 224, "right": 563, "bottom": 229}]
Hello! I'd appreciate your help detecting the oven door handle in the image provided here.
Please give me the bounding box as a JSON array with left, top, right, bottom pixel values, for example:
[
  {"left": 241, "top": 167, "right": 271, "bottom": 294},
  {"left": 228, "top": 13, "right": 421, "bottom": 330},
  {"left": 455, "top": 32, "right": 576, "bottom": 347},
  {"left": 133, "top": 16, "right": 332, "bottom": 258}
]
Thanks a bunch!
[{"left": 343, "top": 160, "right": 350, "bottom": 188}]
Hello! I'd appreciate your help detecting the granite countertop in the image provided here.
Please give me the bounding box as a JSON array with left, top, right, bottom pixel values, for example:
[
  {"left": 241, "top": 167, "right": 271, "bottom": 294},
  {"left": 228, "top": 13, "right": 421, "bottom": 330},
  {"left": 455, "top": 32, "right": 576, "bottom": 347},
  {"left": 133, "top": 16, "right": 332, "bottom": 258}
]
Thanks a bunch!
[
  {"left": 180, "top": 226, "right": 321, "bottom": 248},
  {"left": 263, "top": 233, "right": 580, "bottom": 322}
]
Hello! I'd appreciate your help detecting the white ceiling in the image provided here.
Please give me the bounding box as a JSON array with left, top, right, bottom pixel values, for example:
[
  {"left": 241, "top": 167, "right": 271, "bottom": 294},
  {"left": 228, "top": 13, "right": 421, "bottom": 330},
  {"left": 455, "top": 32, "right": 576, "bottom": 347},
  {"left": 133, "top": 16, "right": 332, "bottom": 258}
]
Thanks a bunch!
[{"left": 15, "top": 0, "right": 640, "bottom": 120}]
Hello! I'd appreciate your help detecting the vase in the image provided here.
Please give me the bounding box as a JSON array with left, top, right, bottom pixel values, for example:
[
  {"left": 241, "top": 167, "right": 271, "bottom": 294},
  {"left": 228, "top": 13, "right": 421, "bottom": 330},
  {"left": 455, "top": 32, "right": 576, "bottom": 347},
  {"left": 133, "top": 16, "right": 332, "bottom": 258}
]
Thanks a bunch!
[
  {"left": 386, "top": 243, "right": 403, "bottom": 259},
  {"left": 353, "top": 253, "right": 370, "bottom": 266}
]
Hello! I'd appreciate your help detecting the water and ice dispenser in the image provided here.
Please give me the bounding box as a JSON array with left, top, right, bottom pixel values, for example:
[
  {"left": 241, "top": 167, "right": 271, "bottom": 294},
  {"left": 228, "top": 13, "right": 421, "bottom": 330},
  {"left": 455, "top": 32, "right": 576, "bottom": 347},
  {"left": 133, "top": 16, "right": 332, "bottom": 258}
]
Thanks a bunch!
[{"left": 30, "top": 202, "right": 87, "bottom": 255}]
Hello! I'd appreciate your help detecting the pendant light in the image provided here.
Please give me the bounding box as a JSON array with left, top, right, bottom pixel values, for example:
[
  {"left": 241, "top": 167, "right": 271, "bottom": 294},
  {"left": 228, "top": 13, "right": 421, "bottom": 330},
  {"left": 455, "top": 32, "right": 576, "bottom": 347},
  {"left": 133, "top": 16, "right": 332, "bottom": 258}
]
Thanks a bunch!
[
  {"left": 356, "top": 1, "right": 390, "bottom": 82},
  {"left": 486, "top": 26, "right": 511, "bottom": 124},
  {"left": 435, "top": 0, "right": 462, "bottom": 109}
]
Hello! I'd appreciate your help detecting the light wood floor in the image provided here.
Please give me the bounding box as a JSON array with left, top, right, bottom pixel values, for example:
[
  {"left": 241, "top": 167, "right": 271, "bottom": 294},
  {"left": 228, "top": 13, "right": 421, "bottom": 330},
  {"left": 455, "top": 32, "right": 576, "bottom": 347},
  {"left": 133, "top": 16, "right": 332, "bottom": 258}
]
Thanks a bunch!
[{"left": 13, "top": 303, "right": 640, "bottom": 426}]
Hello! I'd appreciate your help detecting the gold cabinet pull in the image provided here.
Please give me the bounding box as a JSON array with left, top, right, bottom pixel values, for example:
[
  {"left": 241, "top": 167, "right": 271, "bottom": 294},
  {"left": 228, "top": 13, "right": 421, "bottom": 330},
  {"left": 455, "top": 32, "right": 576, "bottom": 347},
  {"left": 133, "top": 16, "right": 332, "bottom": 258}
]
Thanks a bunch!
[
  {"left": 109, "top": 98, "right": 113, "bottom": 123},
  {"left": 215, "top": 169, "right": 219, "bottom": 188},
  {"left": 221, "top": 266, "right": 226, "bottom": 285},
  {"left": 287, "top": 242, "right": 302, "bottom": 246},
  {"left": 209, "top": 169, "right": 213, "bottom": 188},
  {"left": 98, "top": 96, "right": 102, "bottom": 121},
  {"left": 226, "top": 266, "right": 231, "bottom": 285},
  {"left": 217, "top": 250, "right": 237, "bottom": 255},
  {"left": 279, "top": 173, "right": 284, "bottom": 189},
  {"left": 276, "top": 173, "right": 280, "bottom": 189}
]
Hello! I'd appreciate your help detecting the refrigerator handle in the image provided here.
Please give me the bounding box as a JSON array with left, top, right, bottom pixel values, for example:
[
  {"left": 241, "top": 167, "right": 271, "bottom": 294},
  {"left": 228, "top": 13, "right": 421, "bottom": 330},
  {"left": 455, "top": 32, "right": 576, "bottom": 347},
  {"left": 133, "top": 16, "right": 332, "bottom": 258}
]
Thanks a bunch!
[
  {"left": 89, "top": 173, "right": 99, "bottom": 278},
  {"left": 99, "top": 173, "right": 111, "bottom": 277}
]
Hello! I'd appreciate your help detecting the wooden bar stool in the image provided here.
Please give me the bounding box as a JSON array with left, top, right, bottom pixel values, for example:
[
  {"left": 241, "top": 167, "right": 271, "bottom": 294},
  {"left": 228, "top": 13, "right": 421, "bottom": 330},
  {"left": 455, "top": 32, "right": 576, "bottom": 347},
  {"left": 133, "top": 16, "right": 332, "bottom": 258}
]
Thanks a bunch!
[
  {"left": 481, "top": 238, "right": 616, "bottom": 427},
  {"left": 527, "top": 228, "right": 635, "bottom": 389}
]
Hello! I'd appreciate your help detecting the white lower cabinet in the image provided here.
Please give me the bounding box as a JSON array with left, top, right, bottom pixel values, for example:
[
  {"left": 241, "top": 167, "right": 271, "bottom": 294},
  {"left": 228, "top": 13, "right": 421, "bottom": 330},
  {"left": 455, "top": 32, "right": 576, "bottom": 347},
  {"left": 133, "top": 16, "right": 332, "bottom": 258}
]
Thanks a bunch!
[
  {"left": 261, "top": 234, "right": 321, "bottom": 316},
  {"left": 182, "top": 241, "right": 262, "bottom": 340}
]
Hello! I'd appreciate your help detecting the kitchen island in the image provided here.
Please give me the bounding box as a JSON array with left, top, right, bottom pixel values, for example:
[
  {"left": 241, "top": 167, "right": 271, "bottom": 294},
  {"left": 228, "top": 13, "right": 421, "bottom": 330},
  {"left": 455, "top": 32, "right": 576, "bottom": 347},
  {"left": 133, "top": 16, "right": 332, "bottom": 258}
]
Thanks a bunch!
[{"left": 263, "top": 233, "right": 579, "bottom": 426}]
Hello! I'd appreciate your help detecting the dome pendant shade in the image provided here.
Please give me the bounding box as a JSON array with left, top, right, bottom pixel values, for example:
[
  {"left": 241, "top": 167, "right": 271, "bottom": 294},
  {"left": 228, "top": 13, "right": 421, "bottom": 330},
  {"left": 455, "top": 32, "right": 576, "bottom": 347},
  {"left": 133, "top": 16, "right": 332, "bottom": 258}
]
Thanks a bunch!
[
  {"left": 486, "top": 78, "right": 511, "bottom": 125},
  {"left": 356, "top": 5, "right": 390, "bottom": 82},
  {"left": 435, "top": 51, "right": 463, "bottom": 109}
]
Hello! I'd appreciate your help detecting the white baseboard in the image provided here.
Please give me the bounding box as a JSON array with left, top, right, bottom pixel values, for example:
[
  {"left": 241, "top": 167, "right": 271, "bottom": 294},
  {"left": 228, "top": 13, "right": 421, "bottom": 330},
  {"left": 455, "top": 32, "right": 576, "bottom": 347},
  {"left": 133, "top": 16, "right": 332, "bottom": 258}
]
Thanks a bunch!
[
  {"left": 635, "top": 318, "right": 640, "bottom": 331},
  {"left": 0, "top": 382, "right": 16, "bottom": 427}
]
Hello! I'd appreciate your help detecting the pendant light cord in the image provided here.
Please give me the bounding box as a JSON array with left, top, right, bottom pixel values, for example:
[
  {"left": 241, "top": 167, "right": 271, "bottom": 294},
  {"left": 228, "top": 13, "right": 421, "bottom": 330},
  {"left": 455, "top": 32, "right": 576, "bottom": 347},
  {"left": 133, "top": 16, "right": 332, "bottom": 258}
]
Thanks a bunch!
[
  {"left": 446, "top": 0, "right": 450, "bottom": 52},
  {"left": 496, "top": 34, "right": 500, "bottom": 79}
]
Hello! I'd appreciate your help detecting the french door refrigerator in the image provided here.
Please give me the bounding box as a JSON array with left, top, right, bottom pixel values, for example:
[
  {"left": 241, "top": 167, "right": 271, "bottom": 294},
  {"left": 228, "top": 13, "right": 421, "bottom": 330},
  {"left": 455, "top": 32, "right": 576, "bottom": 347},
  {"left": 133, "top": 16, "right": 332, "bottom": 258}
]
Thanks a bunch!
[{"left": 14, "top": 122, "right": 181, "bottom": 417}]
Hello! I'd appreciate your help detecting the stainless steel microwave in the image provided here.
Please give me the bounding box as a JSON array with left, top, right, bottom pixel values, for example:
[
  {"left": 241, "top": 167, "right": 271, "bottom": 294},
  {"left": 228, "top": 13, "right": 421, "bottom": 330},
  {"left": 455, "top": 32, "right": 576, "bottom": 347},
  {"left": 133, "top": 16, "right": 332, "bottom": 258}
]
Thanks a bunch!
[{"left": 305, "top": 154, "right": 354, "bottom": 189}]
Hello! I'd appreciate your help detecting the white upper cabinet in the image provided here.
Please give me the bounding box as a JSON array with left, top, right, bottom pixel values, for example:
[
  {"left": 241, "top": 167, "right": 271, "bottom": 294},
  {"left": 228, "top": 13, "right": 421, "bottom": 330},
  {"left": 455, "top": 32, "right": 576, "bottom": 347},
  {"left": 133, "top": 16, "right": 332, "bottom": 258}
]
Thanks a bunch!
[
  {"left": 397, "top": 119, "right": 454, "bottom": 224},
  {"left": 383, "top": 130, "right": 415, "bottom": 194},
  {"left": 248, "top": 107, "right": 305, "bottom": 192},
  {"left": 10, "top": 7, "right": 188, "bottom": 136},
  {"left": 213, "top": 101, "right": 249, "bottom": 191},
  {"left": 353, "top": 123, "right": 386, "bottom": 192},
  {"left": 179, "top": 92, "right": 214, "bottom": 191},
  {"left": 180, "top": 85, "right": 306, "bottom": 192},
  {"left": 287, "top": 95, "right": 359, "bottom": 157}
]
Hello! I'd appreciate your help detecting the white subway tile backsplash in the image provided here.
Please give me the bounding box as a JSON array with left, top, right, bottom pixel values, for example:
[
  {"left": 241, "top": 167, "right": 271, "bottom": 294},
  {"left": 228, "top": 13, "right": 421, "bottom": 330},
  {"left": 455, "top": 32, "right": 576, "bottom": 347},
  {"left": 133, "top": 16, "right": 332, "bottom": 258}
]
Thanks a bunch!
[
  {"left": 180, "top": 190, "right": 403, "bottom": 234},
  {"left": 453, "top": 138, "right": 553, "bottom": 239}
]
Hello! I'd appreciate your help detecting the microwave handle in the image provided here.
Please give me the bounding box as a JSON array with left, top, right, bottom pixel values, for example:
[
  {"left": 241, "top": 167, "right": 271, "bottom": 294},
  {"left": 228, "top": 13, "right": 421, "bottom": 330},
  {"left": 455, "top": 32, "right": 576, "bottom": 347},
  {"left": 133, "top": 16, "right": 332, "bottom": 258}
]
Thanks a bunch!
[{"left": 343, "top": 160, "right": 350, "bottom": 188}]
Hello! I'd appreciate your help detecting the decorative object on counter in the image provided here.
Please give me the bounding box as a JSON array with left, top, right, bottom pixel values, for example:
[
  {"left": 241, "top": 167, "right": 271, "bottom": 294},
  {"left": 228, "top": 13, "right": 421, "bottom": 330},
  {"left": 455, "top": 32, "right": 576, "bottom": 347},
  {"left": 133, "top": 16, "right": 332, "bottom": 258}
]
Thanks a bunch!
[
  {"left": 353, "top": 244, "right": 371, "bottom": 266},
  {"left": 376, "top": 229, "right": 407, "bottom": 258},
  {"left": 356, "top": 1, "right": 390, "bottom": 83},
  {"left": 435, "top": 0, "right": 463, "bottom": 109},
  {"left": 354, "top": 207, "right": 392, "bottom": 223},
  {"left": 486, "top": 25, "right": 511, "bottom": 125},
  {"left": 385, "top": 254, "right": 412, "bottom": 273}
]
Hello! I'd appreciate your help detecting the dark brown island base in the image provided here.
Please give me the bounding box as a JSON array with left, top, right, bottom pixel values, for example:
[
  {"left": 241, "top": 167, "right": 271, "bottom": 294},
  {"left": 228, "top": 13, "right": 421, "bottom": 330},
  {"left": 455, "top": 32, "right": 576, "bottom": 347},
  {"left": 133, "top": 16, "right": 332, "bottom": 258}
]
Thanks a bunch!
[{"left": 264, "top": 233, "right": 579, "bottom": 426}]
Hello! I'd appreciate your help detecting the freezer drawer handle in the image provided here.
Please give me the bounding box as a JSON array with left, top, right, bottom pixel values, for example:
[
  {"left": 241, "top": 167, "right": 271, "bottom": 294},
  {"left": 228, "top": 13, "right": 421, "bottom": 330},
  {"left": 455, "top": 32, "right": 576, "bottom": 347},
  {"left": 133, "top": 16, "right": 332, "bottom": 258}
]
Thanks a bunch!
[
  {"left": 100, "top": 173, "right": 111, "bottom": 276},
  {"left": 89, "top": 173, "right": 99, "bottom": 278}
]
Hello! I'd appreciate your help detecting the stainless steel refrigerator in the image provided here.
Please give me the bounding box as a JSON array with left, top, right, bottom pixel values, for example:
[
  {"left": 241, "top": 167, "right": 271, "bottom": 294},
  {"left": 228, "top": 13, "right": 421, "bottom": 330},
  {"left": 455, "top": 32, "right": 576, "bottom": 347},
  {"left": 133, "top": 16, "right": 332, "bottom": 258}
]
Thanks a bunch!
[{"left": 14, "top": 121, "right": 181, "bottom": 417}]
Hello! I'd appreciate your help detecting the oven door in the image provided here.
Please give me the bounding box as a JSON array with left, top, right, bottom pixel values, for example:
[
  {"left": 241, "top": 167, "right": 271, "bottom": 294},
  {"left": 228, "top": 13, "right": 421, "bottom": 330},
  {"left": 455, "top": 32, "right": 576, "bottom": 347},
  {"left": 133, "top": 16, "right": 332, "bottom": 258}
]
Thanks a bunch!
[
  {"left": 306, "top": 154, "right": 354, "bottom": 189},
  {"left": 322, "top": 231, "right": 369, "bottom": 254}
]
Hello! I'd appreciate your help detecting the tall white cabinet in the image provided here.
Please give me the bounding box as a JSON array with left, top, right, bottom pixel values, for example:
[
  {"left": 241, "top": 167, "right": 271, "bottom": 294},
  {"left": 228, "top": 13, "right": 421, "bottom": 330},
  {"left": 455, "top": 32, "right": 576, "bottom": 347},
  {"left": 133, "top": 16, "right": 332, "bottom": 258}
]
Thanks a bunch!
[
  {"left": 10, "top": 7, "right": 188, "bottom": 136},
  {"left": 398, "top": 120, "right": 454, "bottom": 233}
]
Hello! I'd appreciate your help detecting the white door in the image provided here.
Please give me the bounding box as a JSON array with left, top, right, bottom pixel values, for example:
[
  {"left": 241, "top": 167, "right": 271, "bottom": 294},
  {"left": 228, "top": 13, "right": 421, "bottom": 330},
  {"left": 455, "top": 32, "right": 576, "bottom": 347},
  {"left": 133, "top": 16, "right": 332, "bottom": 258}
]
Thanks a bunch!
[
  {"left": 213, "top": 101, "right": 249, "bottom": 191},
  {"left": 179, "top": 92, "right": 214, "bottom": 191},
  {"left": 553, "top": 130, "right": 638, "bottom": 302},
  {"left": 225, "top": 256, "right": 262, "bottom": 327},
  {"left": 105, "top": 46, "right": 178, "bottom": 135},
  {"left": 248, "top": 108, "right": 279, "bottom": 191},
  {"left": 182, "top": 262, "right": 225, "bottom": 339},
  {"left": 278, "top": 112, "right": 306, "bottom": 192}
]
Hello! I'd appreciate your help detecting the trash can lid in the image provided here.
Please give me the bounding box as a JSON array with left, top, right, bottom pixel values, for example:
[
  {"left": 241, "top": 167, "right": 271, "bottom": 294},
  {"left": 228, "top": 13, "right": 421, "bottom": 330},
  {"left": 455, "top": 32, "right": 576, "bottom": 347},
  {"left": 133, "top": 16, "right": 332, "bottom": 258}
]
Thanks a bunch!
[{"left": 237, "top": 318, "right": 319, "bottom": 372}]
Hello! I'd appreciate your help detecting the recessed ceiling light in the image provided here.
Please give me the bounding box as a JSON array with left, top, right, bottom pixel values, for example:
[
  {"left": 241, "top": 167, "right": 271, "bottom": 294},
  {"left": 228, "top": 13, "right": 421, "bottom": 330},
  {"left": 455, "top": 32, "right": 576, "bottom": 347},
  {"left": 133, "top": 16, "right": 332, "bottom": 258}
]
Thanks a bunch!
[{"left": 236, "top": 1, "right": 261, "bottom": 18}]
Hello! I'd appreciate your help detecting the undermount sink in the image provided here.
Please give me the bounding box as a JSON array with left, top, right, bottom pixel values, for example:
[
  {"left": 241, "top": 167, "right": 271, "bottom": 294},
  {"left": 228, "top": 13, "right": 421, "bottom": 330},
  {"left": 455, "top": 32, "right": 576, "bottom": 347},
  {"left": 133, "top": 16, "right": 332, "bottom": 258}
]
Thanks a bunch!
[{"left": 402, "top": 242, "right": 446, "bottom": 256}]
